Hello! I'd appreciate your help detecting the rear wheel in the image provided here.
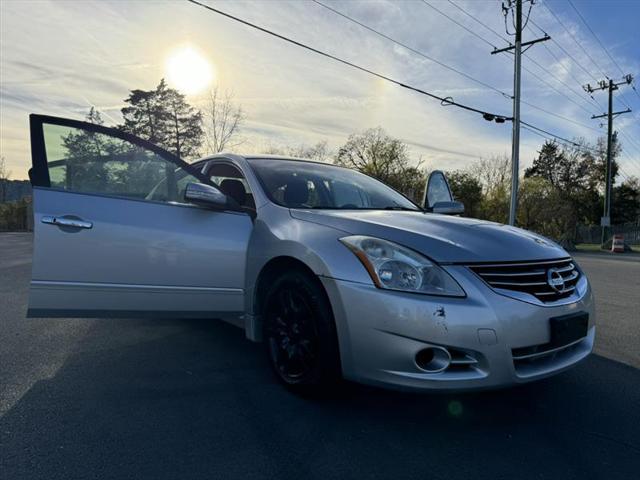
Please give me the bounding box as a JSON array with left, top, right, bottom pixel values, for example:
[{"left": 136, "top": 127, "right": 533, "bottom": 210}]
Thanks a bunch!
[{"left": 262, "top": 270, "right": 341, "bottom": 392}]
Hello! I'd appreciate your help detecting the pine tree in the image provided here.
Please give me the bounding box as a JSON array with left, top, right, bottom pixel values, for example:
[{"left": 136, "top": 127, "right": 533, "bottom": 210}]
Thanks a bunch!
[{"left": 120, "top": 79, "right": 203, "bottom": 159}]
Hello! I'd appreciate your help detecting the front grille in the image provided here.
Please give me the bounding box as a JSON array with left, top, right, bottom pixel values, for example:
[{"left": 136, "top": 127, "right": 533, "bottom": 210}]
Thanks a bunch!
[{"left": 468, "top": 258, "right": 580, "bottom": 303}]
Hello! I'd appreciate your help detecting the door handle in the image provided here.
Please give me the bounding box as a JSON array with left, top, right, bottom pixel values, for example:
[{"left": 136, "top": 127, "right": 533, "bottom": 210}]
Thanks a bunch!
[{"left": 42, "top": 216, "right": 93, "bottom": 229}]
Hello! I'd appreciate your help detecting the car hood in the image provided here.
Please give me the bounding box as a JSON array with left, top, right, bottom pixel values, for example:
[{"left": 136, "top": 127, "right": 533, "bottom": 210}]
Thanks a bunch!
[{"left": 290, "top": 209, "right": 568, "bottom": 263}]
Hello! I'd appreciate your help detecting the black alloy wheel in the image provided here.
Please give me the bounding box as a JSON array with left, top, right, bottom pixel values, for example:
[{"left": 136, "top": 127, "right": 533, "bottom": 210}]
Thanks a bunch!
[{"left": 263, "top": 270, "right": 341, "bottom": 391}]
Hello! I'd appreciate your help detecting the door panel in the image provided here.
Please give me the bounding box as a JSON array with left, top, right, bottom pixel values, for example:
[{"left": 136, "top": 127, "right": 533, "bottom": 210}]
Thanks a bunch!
[{"left": 28, "top": 114, "right": 252, "bottom": 318}]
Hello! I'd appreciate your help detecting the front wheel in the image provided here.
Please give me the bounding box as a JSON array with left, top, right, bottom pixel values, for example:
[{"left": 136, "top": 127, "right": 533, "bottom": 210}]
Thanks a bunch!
[{"left": 263, "top": 270, "right": 341, "bottom": 392}]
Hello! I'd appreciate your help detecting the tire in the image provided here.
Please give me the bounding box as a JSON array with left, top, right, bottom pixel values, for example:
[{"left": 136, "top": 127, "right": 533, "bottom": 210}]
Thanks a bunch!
[{"left": 262, "top": 269, "right": 341, "bottom": 393}]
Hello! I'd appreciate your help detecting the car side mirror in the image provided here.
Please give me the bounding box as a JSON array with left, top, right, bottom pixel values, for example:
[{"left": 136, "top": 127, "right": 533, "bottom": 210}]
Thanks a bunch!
[
  {"left": 422, "top": 170, "right": 465, "bottom": 215},
  {"left": 184, "top": 182, "right": 229, "bottom": 210},
  {"left": 431, "top": 201, "right": 465, "bottom": 215}
]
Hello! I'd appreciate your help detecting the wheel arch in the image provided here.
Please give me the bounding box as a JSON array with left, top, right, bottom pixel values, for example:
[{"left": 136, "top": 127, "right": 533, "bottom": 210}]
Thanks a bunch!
[{"left": 246, "top": 255, "right": 330, "bottom": 342}]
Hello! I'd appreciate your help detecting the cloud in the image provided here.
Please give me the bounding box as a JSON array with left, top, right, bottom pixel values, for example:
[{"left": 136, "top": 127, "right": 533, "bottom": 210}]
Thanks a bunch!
[{"left": 1, "top": 0, "right": 638, "bottom": 180}]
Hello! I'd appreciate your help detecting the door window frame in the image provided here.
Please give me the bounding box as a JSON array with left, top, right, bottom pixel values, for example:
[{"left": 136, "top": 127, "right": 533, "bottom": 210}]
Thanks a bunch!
[
  {"left": 29, "top": 113, "right": 213, "bottom": 192},
  {"left": 203, "top": 159, "right": 258, "bottom": 212}
]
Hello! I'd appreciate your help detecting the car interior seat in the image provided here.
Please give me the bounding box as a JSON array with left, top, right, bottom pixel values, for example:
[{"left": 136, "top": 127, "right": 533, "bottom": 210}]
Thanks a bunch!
[
  {"left": 283, "top": 178, "right": 309, "bottom": 207},
  {"left": 219, "top": 179, "right": 247, "bottom": 206}
]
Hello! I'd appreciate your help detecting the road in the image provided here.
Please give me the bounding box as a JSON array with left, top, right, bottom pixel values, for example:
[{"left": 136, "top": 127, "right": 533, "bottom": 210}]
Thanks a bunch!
[{"left": 1, "top": 232, "right": 639, "bottom": 479}]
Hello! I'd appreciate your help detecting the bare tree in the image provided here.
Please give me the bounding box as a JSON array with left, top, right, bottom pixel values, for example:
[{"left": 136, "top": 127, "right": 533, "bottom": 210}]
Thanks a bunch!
[
  {"left": 335, "top": 127, "right": 425, "bottom": 200},
  {"left": 203, "top": 87, "right": 245, "bottom": 153},
  {"left": 263, "top": 140, "right": 331, "bottom": 162},
  {"left": 468, "top": 154, "right": 511, "bottom": 194},
  {"left": 0, "top": 156, "right": 11, "bottom": 203},
  {"left": 467, "top": 154, "right": 511, "bottom": 223}
]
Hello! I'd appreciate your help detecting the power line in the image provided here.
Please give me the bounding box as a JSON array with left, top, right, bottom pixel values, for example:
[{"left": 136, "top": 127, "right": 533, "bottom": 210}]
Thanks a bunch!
[
  {"left": 185, "top": 0, "right": 511, "bottom": 121},
  {"left": 518, "top": 98, "right": 638, "bottom": 180},
  {"left": 615, "top": 133, "right": 640, "bottom": 172},
  {"left": 526, "top": 17, "right": 614, "bottom": 115},
  {"left": 312, "top": 0, "right": 512, "bottom": 100},
  {"left": 188, "top": 0, "right": 619, "bottom": 174},
  {"left": 618, "top": 129, "right": 640, "bottom": 154},
  {"left": 521, "top": 49, "right": 599, "bottom": 114},
  {"left": 564, "top": 0, "right": 635, "bottom": 110},
  {"left": 566, "top": 0, "right": 622, "bottom": 75},
  {"left": 539, "top": 39, "right": 604, "bottom": 110},
  {"left": 519, "top": 124, "right": 632, "bottom": 182},
  {"left": 521, "top": 59, "right": 595, "bottom": 116},
  {"left": 540, "top": 0, "right": 607, "bottom": 80},
  {"left": 451, "top": 0, "right": 601, "bottom": 114},
  {"left": 521, "top": 121, "right": 593, "bottom": 151},
  {"left": 528, "top": 17, "right": 597, "bottom": 84},
  {"left": 313, "top": 1, "right": 601, "bottom": 139},
  {"left": 417, "top": 1, "right": 600, "bottom": 121},
  {"left": 537, "top": 3, "right": 634, "bottom": 110},
  {"left": 565, "top": 0, "right": 636, "bottom": 110},
  {"left": 447, "top": 0, "right": 510, "bottom": 44},
  {"left": 521, "top": 99, "right": 599, "bottom": 132},
  {"left": 326, "top": 0, "right": 597, "bottom": 123},
  {"left": 420, "top": 0, "right": 497, "bottom": 49},
  {"left": 618, "top": 150, "right": 640, "bottom": 175},
  {"left": 632, "top": 82, "right": 640, "bottom": 103}
]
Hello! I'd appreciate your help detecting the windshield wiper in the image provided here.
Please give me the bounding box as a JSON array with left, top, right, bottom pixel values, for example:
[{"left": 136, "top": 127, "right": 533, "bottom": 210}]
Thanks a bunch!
[
  {"left": 383, "top": 206, "right": 421, "bottom": 212},
  {"left": 304, "top": 206, "right": 422, "bottom": 211}
]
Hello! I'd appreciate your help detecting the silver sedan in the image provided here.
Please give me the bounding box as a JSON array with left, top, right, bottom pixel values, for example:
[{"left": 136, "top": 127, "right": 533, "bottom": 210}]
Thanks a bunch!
[{"left": 27, "top": 114, "right": 595, "bottom": 393}]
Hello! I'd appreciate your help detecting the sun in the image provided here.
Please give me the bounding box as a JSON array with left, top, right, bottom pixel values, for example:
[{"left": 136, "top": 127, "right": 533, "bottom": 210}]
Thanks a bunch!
[{"left": 165, "top": 46, "right": 214, "bottom": 95}]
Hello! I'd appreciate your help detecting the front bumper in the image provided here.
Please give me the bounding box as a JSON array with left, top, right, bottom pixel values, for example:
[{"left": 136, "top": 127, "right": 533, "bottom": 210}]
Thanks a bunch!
[{"left": 321, "top": 265, "right": 595, "bottom": 391}]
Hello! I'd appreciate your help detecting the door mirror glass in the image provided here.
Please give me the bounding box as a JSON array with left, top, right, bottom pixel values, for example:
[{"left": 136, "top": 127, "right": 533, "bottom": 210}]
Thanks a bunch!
[
  {"left": 423, "top": 170, "right": 464, "bottom": 214},
  {"left": 424, "top": 171, "right": 453, "bottom": 207},
  {"left": 184, "top": 182, "right": 229, "bottom": 209}
]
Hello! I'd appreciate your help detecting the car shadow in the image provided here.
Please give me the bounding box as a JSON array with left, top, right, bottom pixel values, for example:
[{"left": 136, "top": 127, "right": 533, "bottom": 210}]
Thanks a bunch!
[{"left": 1, "top": 317, "right": 639, "bottom": 480}]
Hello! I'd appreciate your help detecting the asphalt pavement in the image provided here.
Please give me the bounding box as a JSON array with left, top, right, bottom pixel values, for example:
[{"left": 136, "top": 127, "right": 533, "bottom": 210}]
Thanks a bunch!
[{"left": 1, "top": 232, "right": 639, "bottom": 479}]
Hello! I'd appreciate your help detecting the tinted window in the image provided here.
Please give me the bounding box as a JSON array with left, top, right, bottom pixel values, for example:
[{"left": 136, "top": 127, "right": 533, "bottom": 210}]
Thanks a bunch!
[
  {"left": 43, "top": 124, "right": 200, "bottom": 203},
  {"left": 248, "top": 159, "right": 419, "bottom": 210}
]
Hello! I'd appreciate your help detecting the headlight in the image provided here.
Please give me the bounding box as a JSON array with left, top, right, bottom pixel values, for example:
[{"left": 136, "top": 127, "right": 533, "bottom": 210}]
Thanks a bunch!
[{"left": 339, "top": 235, "right": 465, "bottom": 297}]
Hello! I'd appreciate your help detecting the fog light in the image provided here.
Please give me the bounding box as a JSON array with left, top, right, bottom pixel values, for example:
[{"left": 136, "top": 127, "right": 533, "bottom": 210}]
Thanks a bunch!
[{"left": 415, "top": 346, "right": 451, "bottom": 373}]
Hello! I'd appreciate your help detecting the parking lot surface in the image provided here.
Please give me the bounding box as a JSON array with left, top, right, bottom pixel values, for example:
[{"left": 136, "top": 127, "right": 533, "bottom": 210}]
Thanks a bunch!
[{"left": 1, "top": 233, "right": 639, "bottom": 479}]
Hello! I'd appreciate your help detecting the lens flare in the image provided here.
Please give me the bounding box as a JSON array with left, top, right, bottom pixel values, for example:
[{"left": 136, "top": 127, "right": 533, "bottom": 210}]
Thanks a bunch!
[{"left": 447, "top": 400, "right": 463, "bottom": 417}]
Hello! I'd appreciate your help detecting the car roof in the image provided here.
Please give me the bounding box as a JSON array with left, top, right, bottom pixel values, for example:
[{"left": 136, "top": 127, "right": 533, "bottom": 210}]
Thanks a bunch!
[
  {"left": 197, "top": 153, "right": 340, "bottom": 168},
  {"left": 243, "top": 154, "right": 332, "bottom": 166}
]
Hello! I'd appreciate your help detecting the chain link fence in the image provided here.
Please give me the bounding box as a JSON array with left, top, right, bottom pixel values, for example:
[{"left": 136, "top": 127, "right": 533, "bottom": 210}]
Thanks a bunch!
[{"left": 575, "top": 220, "right": 640, "bottom": 245}]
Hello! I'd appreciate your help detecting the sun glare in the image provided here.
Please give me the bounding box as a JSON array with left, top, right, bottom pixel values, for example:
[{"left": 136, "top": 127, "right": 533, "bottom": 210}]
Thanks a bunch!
[{"left": 165, "top": 46, "right": 214, "bottom": 95}]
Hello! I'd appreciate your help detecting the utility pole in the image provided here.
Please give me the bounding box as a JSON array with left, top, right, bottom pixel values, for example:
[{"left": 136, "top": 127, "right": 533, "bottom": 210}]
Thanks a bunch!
[
  {"left": 492, "top": 0, "right": 549, "bottom": 226},
  {"left": 584, "top": 74, "right": 633, "bottom": 246}
]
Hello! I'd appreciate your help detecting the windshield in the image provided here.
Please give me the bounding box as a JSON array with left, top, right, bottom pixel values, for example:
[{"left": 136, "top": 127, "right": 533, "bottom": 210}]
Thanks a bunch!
[{"left": 247, "top": 159, "right": 421, "bottom": 211}]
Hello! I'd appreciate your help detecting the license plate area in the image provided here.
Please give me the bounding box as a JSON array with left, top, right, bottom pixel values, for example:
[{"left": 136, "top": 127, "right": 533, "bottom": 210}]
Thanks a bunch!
[{"left": 549, "top": 312, "right": 589, "bottom": 347}]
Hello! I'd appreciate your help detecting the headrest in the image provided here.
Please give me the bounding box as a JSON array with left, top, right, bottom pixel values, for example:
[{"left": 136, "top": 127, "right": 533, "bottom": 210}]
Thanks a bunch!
[
  {"left": 284, "top": 177, "right": 309, "bottom": 206},
  {"left": 219, "top": 179, "right": 246, "bottom": 205}
]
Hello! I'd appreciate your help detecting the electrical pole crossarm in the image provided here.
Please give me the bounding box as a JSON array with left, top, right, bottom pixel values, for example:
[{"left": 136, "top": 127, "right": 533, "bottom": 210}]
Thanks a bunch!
[
  {"left": 491, "top": 35, "right": 550, "bottom": 54},
  {"left": 584, "top": 75, "right": 634, "bottom": 93},
  {"left": 592, "top": 108, "right": 631, "bottom": 119}
]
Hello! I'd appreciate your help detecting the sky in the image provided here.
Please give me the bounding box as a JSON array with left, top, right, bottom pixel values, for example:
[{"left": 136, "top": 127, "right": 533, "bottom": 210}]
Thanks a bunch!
[{"left": 1, "top": 0, "right": 639, "bottom": 181}]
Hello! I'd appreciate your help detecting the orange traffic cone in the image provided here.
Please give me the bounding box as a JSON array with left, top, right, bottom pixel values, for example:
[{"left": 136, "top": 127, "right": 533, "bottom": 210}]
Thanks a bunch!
[{"left": 611, "top": 234, "right": 625, "bottom": 253}]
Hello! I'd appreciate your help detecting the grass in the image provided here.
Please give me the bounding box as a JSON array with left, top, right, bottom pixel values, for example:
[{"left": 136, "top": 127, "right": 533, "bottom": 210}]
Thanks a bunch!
[{"left": 575, "top": 243, "right": 603, "bottom": 252}]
